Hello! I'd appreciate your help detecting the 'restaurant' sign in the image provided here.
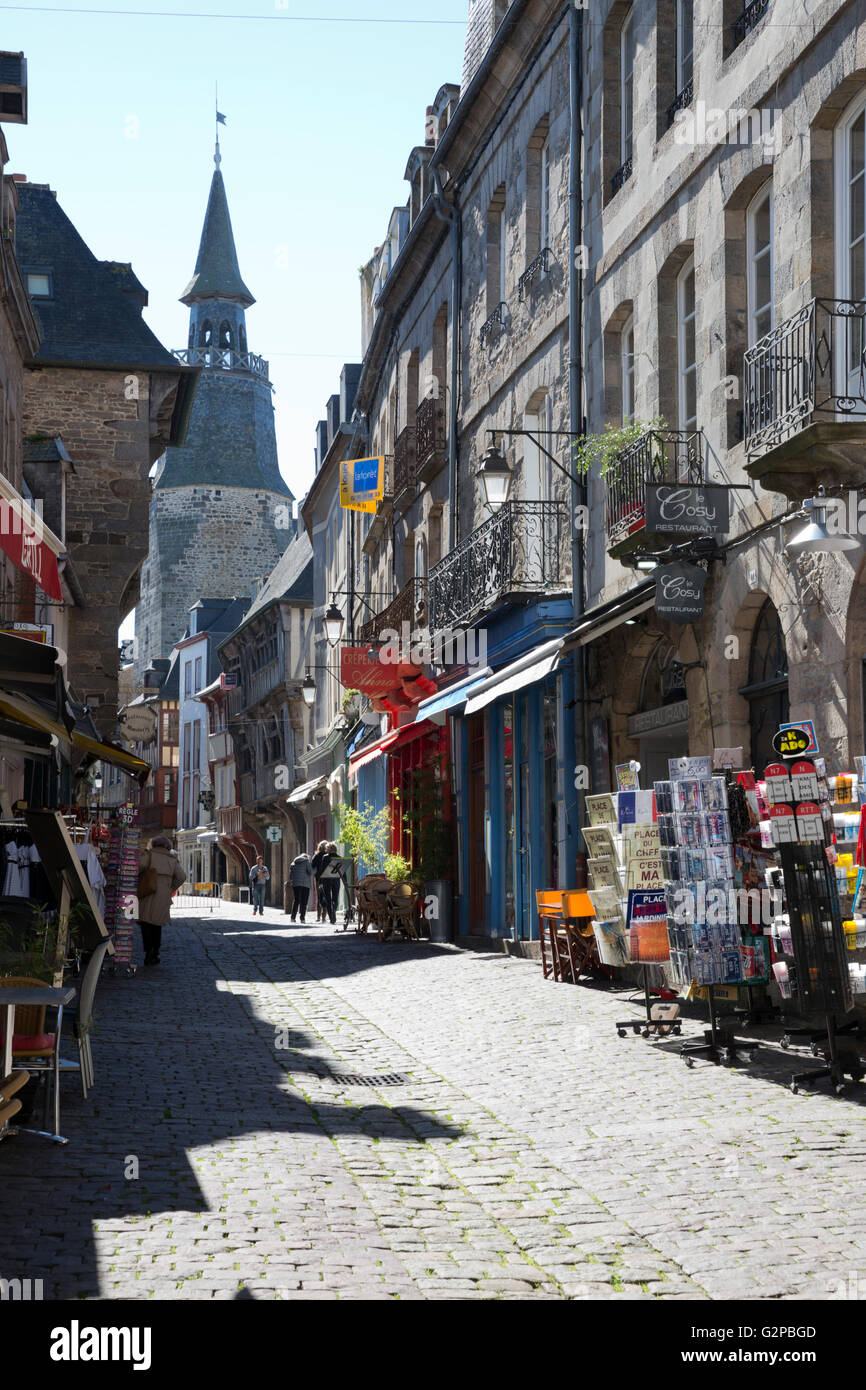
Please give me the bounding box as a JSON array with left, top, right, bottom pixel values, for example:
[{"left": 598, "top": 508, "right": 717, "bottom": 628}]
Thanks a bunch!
[
  {"left": 645, "top": 484, "right": 730, "bottom": 538},
  {"left": 653, "top": 562, "right": 707, "bottom": 624},
  {"left": 340, "top": 646, "right": 421, "bottom": 697}
]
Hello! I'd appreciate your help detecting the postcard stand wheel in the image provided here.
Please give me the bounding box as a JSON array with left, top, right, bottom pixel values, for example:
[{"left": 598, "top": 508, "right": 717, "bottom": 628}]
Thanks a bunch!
[
  {"left": 615, "top": 967, "right": 682, "bottom": 1040},
  {"left": 790, "top": 1015, "right": 864, "bottom": 1096},
  {"left": 680, "top": 990, "right": 760, "bottom": 1068}
]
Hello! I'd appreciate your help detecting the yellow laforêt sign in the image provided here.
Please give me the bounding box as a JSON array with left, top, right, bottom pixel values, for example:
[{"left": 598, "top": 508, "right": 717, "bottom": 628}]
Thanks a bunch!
[{"left": 340, "top": 457, "right": 385, "bottom": 513}]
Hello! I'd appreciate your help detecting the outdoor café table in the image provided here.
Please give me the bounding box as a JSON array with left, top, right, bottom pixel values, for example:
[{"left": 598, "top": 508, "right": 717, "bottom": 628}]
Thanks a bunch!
[{"left": 1, "top": 985, "right": 75, "bottom": 1145}]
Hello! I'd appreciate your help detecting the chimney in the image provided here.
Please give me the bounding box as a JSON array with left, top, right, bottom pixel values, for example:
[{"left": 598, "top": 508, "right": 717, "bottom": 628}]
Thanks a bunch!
[{"left": 11, "top": 173, "right": 26, "bottom": 182}]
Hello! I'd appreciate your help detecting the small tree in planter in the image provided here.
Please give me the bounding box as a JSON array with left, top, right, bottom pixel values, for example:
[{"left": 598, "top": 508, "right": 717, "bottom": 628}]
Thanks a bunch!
[
  {"left": 402, "top": 765, "right": 455, "bottom": 941},
  {"left": 572, "top": 416, "right": 669, "bottom": 480},
  {"left": 335, "top": 802, "right": 391, "bottom": 878}
]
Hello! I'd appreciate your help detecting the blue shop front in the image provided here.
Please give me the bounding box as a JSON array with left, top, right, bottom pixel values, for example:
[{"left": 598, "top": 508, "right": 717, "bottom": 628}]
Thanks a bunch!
[{"left": 450, "top": 599, "right": 579, "bottom": 943}]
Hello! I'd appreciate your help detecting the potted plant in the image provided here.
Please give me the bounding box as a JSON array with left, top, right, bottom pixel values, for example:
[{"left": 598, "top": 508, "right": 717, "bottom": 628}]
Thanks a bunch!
[
  {"left": 402, "top": 765, "right": 455, "bottom": 943},
  {"left": 572, "top": 415, "right": 669, "bottom": 481}
]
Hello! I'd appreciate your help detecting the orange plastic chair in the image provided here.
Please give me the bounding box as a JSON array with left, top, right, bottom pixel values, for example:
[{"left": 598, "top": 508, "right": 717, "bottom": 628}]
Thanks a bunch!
[{"left": 562, "top": 889, "right": 605, "bottom": 982}]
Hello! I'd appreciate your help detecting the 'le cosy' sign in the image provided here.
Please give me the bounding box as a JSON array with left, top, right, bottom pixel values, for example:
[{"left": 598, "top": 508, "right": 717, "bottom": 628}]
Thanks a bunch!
[
  {"left": 653, "top": 562, "right": 708, "bottom": 624},
  {"left": 644, "top": 484, "right": 730, "bottom": 538}
]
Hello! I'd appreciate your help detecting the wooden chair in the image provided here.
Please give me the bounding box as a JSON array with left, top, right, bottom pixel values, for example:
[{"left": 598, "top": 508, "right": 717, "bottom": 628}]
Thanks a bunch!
[
  {"left": 369, "top": 879, "right": 394, "bottom": 940},
  {"left": 536, "top": 890, "right": 565, "bottom": 980},
  {"left": 0, "top": 975, "right": 63, "bottom": 1132},
  {"left": 387, "top": 883, "right": 419, "bottom": 940},
  {"left": 356, "top": 875, "right": 389, "bottom": 934},
  {"left": 0, "top": 1067, "right": 30, "bottom": 1130},
  {"left": 62, "top": 939, "right": 111, "bottom": 1099}
]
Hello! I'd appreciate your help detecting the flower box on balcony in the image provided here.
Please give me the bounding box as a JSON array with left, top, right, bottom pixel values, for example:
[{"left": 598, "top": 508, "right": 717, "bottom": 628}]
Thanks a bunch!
[
  {"left": 744, "top": 298, "right": 866, "bottom": 499},
  {"left": 604, "top": 429, "right": 705, "bottom": 561}
]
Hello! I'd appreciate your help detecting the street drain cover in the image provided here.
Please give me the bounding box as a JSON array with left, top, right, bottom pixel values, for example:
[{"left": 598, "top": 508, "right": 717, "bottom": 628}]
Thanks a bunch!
[{"left": 326, "top": 1073, "right": 409, "bottom": 1087}]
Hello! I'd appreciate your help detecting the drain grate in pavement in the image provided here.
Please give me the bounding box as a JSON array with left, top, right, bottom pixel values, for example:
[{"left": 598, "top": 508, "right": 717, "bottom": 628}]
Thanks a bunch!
[{"left": 325, "top": 1072, "right": 409, "bottom": 1087}]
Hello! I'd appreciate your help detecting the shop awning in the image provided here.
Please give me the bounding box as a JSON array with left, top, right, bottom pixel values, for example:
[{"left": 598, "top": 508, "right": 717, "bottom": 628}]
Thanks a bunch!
[
  {"left": 286, "top": 775, "right": 328, "bottom": 805},
  {"left": 0, "top": 688, "right": 71, "bottom": 747},
  {"left": 348, "top": 729, "right": 400, "bottom": 775},
  {"left": 71, "top": 731, "right": 151, "bottom": 787},
  {"left": 463, "top": 639, "right": 564, "bottom": 716},
  {"left": 561, "top": 581, "right": 655, "bottom": 650},
  {"left": 413, "top": 667, "right": 493, "bottom": 725},
  {"left": 0, "top": 630, "right": 72, "bottom": 726},
  {"left": 0, "top": 472, "right": 65, "bottom": 603}
]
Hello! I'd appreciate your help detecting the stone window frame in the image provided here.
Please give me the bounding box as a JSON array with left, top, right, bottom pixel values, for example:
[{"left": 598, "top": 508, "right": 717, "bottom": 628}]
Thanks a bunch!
[
  {"left": 602, "top": 299, "right": 634, "bottom": 426},
  {"left": 677, "top": 255, "right": 698, "bottom": 431},
  {"left": 746, "top": 183, "right": 773, "bottom": 349},
  {"left": 602, "top": 0, "right": 635, "bottom": 205},
  {"left": 720, "top": 164, "right": 774, "bottom": 449},
  {"left": 834, "top": 85, "right": 866, "bottom": 308},
  {"left": 486, "top": 184, "right": 508, "bottom": 316},
  {"left": 525, "top": 114, "right": 552, "bottom": 266},
  {"left": 656, "top": 242, "right": 694, "bottom": 429},
  {"left": 722, "top": 0, "right": 770, "bottom": 63}
]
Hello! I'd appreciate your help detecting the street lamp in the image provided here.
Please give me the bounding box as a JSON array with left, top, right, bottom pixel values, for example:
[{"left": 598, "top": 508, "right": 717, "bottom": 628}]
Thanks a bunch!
[
  {"left": 785, "top": 487, "right": 859, "bottom": 556},
  {"left": 323, "top": 598, "right": 345, "bottom": 647},
  {"left": 301, "top": 671, "right": 316, "bottom": 707},
  {"left": 477, "top": 439, "right": 513, "bottom": 510}
]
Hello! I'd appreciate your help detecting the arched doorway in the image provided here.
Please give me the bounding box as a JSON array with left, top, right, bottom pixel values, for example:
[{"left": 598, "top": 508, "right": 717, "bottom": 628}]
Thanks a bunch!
[
  {"left": 628, "top": 640, "right": 689, "bottom": 785},
  {"left": 739, "top": 598, "right": 789, "bottom": 773}
]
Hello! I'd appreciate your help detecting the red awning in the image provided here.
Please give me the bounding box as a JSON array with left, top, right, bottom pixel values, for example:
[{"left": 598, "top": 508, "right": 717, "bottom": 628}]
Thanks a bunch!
[
  {"left": 0, "top": 476, "right": 64, "bottom": 603},
  {"left": 348, "top": 719, "right": 437, "bottom": 775}
]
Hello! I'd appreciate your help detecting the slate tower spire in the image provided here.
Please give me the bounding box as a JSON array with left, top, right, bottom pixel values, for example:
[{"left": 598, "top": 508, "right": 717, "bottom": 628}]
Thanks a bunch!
[{"left": 136, "top": 148, "right": 295, "bottom": 679}]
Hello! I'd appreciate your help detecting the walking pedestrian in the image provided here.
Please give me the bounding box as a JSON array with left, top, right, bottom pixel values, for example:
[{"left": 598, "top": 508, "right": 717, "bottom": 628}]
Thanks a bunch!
[
  {"left": 311, "top": 839, "right": 328, "bottom": 922},
  {"left": 288, "top": 850, "right": 313, "bottom": 922},
  {"left": 137, "top": 835, "right": 186, "bottom": 966},
  {"left": 249, "top": 855, "right": 270, "bottom": 916},
  {"left": 318, "top": 841, "right": 346, "bottom": 926}
]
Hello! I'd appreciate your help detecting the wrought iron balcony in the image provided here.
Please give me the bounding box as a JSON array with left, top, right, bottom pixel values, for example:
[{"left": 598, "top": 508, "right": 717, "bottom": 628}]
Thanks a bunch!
[
  {"left": 394, "top": 425, "right": 417, "bottom": 499},
  {"left": 666, "top": 79, "right": 694, "bottom": 128},
  {"left": 429, "top": 500, "right": 571, "bottom": 633},
  {"left": 733, "top": 0, "right": 770, "bottom": 47},
  {"left": 611, "top": 157, "right": 633, "bottom": 197},
  {"left": 518, "top": 248, "right": 552, "bottom": 302},
  {"left": 480, "top": 301, "right": 506, "bottom": 348},
  {"left": 605, "top": 429, "right": 705, "bottom": 560},
  {"left": 359, "top": 578, "right": 427, "bottom": 645},
  {"left": 172, "top": 346, "right": 270, "bottom": 380},
  {"left": 743, "top": 298, "right": 866, "bottom": 497},
  {"left": 416, "top": 395, "right": 446, "bottom": 480}
]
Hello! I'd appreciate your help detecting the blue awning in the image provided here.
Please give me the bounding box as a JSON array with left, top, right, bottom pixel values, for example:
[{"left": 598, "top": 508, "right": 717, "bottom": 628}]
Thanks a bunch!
[{"left": 413, "top": 667, "right": 493, "bottom": 724}]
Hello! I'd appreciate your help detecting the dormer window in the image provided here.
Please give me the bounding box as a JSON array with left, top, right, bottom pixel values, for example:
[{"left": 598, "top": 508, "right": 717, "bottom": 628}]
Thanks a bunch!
[{"left": 26, "top": 271, "right": 52, "bottom": 299}]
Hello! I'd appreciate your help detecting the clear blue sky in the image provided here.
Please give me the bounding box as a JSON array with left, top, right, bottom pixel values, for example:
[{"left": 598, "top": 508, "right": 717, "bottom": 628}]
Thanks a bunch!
[{"left": 3, "top": 0, "right": 467, "bottom": 502}]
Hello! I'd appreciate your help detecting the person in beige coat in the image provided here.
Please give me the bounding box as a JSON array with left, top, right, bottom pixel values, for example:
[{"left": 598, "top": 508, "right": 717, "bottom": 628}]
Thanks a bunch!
[{"left": 137, "top": 835, "right": 186, "bottom": 965}]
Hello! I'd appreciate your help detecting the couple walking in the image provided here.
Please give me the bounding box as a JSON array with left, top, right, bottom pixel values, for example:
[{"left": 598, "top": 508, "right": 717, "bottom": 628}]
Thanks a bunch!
[{"left": 288, "top": 840, "right": 345, "bottom": 924}]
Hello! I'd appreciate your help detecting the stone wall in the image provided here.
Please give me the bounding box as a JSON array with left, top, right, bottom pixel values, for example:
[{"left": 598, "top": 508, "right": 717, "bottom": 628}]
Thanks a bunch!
[
  {"left": 136, "top": 484, "right": 291, "bottom": 676},
  {"left": 21, "top": 365, "right": 154, "bottom": 731}
]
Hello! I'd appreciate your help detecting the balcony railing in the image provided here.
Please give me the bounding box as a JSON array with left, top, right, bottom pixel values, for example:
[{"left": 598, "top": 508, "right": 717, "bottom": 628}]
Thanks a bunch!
[
  {"left": 416, "top": 395, "right": 446, "bottom": 475},
  {"left": 605, "top": 429, "right": 705, "bottom": 556},
  {"left": 394, "top": 425, "right": 417, "bottom": 498},
  {"left": 733, "top": 0, "right": 770, "bottom": 47},
  {"left": 429, "top": 500, "right": 571, "bottom": 633},
  {"left": 217, "top": 805, "right": 243, "bottom": 837},
  {"left": 518, "top": 248, "right": 552, "bottom": 302},
  {"left": 359, "top": 578, "right": 427, "bottom": 645},
  {"left": 480, "top": 301, "right": 506, "bottom": 348},
  {"left": 666, "top": 79, "right": 694, "bottom": 128},
  {"left": 744, "top": 299, "right": 866, "bottom": 461},
  {"left": 611, "top": 156, "right": 633, "bottom": 196},
  {"left": 172, "top": 346, "right": 270, "bottom": 380}
]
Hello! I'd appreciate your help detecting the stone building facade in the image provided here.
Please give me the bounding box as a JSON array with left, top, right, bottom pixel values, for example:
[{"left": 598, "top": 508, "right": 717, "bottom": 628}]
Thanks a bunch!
[
  {"left": 15, "top": 180, "right": 196, "bottom": 736},
  {"left": 135, "top": 151, "right": 294, "bottom": 681},
  {"left": 579, "top": 0, "right": 866, "bottom": 781}
]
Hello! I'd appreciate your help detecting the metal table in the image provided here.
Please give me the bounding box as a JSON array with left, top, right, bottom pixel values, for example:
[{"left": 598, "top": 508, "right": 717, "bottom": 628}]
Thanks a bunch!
[{"left": 1, "top": 985, "right": 75, "bottom": 1144}]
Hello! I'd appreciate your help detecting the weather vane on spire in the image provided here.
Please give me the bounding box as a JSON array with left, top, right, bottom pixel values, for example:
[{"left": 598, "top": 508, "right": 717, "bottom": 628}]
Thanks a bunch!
[{"left": 214, "top": 82, "right": 226, "bottom": 168}]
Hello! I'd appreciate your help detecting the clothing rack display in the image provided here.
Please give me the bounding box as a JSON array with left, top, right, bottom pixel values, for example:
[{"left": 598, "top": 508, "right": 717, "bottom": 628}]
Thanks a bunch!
[{"left": 102, "top": 804, "right": 139, "bottom": 978}]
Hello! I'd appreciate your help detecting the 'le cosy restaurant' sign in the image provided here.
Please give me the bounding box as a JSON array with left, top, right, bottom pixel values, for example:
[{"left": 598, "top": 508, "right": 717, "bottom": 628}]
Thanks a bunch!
[
  {"left": 653, "top": 562, "right": 708, "bottom": 624},
  {"left": 645, "top": 484, "right": 730, "bottom": 539}
]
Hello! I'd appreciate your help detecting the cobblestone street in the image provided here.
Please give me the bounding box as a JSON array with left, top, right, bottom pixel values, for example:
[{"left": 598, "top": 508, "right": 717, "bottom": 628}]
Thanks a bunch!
[{"left": 4, "top": 906, "right": 866, "bottom": 1302}]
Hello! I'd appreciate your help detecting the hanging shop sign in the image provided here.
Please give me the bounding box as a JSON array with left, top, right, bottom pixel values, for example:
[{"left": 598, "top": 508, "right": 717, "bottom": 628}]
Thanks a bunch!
[
  {"left": 653, "top": 562, "right": 707, "bottom": 624},
  {"left": 644, "top": 484, "right": 730, "bottom": 538},
  {"left": 0, "top": 505, "right": 63, "bottom": 602},
  {"left": 339, "top": 645, "right": 421, "bottom": 697},
  {"left": 778, "top": 719, "right": 818, "bottom": 755},
  {"left": 772, "top": 725, "right": 812, "bottom": 758},
  {"left": 118, "top": 705, "right": 157, "bottom": 745},
  {"left": 339, "top": 456, "right": 385, "bottom": 514},
  {"left": 0, "top": 621, "right": 53, "bottom": 644},
  {"left": 265, "top": 825, "right": 283, "bottom": 843}
]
